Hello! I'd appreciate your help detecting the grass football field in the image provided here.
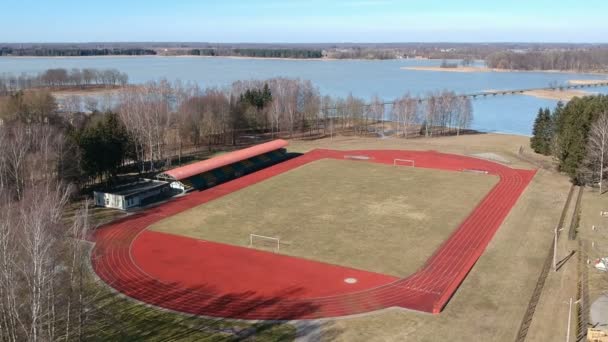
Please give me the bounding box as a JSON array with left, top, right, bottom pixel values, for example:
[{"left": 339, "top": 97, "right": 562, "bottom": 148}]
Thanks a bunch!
[{"left": 149, "top": 158, "right": 498, "bottom": 277}]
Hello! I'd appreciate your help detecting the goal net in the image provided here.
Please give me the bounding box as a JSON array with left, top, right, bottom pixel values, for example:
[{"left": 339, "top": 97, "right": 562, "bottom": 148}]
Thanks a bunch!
[
  {"left": 249, "top": 234, "right": 280, "bottom": 253},
  {"left": 393, "top": 159, "right": 415, "bottom": 168}
]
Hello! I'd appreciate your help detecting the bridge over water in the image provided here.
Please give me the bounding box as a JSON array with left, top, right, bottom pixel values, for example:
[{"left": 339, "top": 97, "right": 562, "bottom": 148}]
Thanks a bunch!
[
  {"left": 465, "top": 81, "right": 608, "bottom": 99},
  {"left": 321, "top": 81, "right": 608, "bottom": 114}
]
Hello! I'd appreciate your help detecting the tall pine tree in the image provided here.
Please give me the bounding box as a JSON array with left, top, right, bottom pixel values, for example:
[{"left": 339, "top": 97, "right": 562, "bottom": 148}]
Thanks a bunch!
[{"left": 530, "top": 107, "right": 552, "bottom": 155}]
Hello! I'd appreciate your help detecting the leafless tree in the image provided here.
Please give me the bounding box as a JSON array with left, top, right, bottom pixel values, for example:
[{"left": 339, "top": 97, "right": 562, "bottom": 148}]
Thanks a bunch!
[
  {"left": 368, "top": 95, "right": 384, "bottom": 134},
  {"left": 0, "top": 125, "right": 91, "bottom": 340},
  {"left": 345, "top": 93, "right": 365, "bottom": 135},
  {"left": 424, "top": 94, "right": 438, "bottom": 137},
  {"left": 61, "top": 95, "right": 81, "bottom": 116},
  {"left": 4, "top": 123, "right": 30, "bottom": 199},
  {"left": 585, "top": 112, "right": 608, "bottom": 193},
  {"left": 456, "top": 96, "right": 473, "bottom": 136},
  {"left": 392, "top": 93, "right": 419, "bottom": 137}
]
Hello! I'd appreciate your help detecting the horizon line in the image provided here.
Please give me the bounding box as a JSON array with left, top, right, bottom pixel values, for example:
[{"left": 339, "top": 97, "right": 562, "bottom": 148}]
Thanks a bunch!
[{"left": 3, "top": 41, "right": 608, "bottom": 45}]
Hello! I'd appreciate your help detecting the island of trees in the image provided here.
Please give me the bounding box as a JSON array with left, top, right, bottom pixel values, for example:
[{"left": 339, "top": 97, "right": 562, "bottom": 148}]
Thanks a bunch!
[
  {"left": 0, "top": 68, "right": 129, "bottom": 95},
  {"left": 0, "top": 47, "right": 156, "bottom": 56},
  {"left": 486, "top": 49, "right": 608, "bottom": 72}
]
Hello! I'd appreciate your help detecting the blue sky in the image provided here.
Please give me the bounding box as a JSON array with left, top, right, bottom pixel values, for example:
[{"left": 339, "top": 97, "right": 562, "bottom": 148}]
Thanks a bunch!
[{"left": 1, "top": 0, "right": 607, "bottom": 43}]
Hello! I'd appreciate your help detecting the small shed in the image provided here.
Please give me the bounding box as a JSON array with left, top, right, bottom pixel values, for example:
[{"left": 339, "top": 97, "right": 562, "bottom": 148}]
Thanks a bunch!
[{"left": 93, "top": 179, "right": 171, "bottom": 210}]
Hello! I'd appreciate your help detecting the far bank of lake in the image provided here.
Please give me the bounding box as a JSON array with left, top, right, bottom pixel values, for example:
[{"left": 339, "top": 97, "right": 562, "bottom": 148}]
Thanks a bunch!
[{"left": 2, "top": 56, "right": 608, "bottom": 135}]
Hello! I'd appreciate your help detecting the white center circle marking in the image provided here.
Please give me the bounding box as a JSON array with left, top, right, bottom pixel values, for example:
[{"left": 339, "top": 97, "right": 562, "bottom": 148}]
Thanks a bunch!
[{"left": 344, "top": 277, "right": 358, "bottom": 284}]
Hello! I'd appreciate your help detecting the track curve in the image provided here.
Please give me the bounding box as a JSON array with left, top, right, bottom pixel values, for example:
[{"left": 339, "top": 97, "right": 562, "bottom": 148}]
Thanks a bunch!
[{"left": 91, "top": 149, "right": 535, "bottom": 320}]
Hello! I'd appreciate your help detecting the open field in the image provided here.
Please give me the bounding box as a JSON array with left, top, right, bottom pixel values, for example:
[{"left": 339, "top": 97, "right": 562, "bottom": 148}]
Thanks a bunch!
[
  {"left": 150, "top": 158, "right": 497, "bottom": 277},
  {"left": 51, "top": 85, "right": 127, "bottom": 98}
]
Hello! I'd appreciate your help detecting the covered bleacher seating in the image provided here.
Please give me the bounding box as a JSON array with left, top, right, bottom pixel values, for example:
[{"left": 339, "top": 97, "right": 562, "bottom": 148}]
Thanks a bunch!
[{"left": 156, "top": 140, "right": 289, "bottom": 192}]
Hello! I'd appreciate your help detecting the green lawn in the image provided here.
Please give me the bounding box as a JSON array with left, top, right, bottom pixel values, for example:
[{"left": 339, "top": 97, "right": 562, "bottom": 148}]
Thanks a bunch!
[{"left": 150, "top": 159, "right": 498, "bottom": 277}]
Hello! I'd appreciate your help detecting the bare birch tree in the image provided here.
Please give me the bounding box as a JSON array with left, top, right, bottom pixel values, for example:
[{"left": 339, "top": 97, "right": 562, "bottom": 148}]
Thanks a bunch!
[
  {"left": 392, "top": 94, "right": 419, "bottom": 137},
  {"left": 586, "top": 111, "right": 608, "bottom": 193}
]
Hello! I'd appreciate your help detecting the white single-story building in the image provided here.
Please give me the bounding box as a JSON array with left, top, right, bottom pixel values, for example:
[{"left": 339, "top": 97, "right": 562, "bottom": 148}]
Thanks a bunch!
[{"left": 93, "top": 179, "right": 171, "bottom": 210}]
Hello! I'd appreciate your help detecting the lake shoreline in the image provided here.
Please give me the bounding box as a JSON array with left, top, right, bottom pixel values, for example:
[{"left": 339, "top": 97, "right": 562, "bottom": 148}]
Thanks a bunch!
[
  {"left": 402, "top": 65, "right": 608, "bottom": 76},
  {"left": 6, "top": 55, "right": 608, "bottom": 75},
  {"left": 2, "top": 55, "right": 378, "bottom": 62}
]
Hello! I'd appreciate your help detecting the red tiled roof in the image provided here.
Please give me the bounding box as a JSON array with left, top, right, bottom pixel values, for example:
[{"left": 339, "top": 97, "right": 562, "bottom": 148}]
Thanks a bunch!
[{"left": 162, "top": 139, "right": 288, "bottom": 181}]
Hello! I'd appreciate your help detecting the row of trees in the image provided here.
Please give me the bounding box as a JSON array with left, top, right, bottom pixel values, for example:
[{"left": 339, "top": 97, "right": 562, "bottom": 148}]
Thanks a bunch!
[
  {"left": 0, "top": 68, "right": 129, "bottom": 95},
  {"left": 114, "top": 79, "right": 474, "bottom": 175},
  {"left": 322, "top": 90, "right": 473, "bottom": 137},
  {"left": 486, "top": 49, "right": 608, "bottom": 72},
  {"left": 530, "top": 95, "right": 608, "bottom": 186},
  {"left": 0, "top": 47, "right": 156, "bottom": 57},
  {"left": 189, "top": 48, "right": 323, "bottom": 59},
  {"left": 2, "top": 77, "right": 475, "bottom": 186},
  {"left": 324, "top": 48, "right": 400, "bottom": 60}
]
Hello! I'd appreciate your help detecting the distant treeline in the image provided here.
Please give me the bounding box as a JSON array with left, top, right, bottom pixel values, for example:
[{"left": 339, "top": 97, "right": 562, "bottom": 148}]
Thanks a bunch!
[
  {"left": 0, "top": 67, "right": 128, "bottom": 95},
  {"left": 486, "top": 49, "right": 608, "bottom": 72},
  {"left": 324, "top": 48, "right": 402, "bottom": 60},
  {"left": 0, "top": 47, "right": 156, "bottom": 57},
  {"left": 188, "top": 48, "right": 323, "bottom": 59}
]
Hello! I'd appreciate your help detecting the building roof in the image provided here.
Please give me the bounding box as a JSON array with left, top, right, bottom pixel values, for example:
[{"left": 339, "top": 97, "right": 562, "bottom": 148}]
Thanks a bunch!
[
  {"left": 95, "top": 179, "right": 168, "bottom": 196},
  {"left": 161, "top": 139, "right": 288, "bottom": 181}
]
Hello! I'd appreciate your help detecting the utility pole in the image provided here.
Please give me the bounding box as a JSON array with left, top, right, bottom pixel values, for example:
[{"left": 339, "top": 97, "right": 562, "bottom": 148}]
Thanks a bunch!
[
  {"left": 566, "top": 297, "right": 573, "bottom": 342},
  {"left": 565, "top": 297, "right": 581, "bottom": 342}
]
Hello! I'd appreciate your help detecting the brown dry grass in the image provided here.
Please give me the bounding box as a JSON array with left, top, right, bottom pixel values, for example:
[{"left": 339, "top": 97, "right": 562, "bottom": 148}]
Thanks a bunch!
[
  {"left": 569, "top": 79, "right": 608, "bottom": 85},
  {"left": 576, "top": 188, "right": 608, "bottom": 306},
  {"left": 523, "top": 89, "right": 593, "bottom": 101},
  {"left": 138, "top": 133, "right": 570, "bottom": 341},
  {"left": 149, "top": 158, "right": 496, "bottom": 277},
  {"left": 278, "top": 134, "right": 570, "bottom": 341}
]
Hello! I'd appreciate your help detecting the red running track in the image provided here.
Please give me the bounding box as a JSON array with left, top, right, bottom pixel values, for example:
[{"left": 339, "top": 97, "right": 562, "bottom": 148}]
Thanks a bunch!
[{"left": 91, "top": 149, "right": 536, "bottom": 320}]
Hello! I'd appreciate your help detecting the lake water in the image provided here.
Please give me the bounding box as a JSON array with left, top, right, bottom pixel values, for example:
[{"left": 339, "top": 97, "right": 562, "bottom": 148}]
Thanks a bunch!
[{"left": 2, "top": 56, "right": 608, "bottom": 135}]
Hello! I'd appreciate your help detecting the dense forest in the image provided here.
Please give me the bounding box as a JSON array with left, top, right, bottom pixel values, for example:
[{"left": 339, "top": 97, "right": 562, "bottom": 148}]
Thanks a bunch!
[
  {"left": 189, "top": 48, "right": 323, "bottom": 59},
  {"left": 486, "top": 49, "right": 608, "bottom": 72},
  {"left": 0, "top": 47, "right": 156, "bottom": 56},
  {"left": 530, "top": 95, "right": 608, "bottom": 185}
]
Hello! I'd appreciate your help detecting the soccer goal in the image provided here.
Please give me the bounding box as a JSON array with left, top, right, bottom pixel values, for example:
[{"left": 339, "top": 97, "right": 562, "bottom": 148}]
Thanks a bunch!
[
  {"left": 249, "top": 234, "right": 280, "bottom": 253},
  {"left": 393, "top": 159, "right": 415, "bottom": 168}
]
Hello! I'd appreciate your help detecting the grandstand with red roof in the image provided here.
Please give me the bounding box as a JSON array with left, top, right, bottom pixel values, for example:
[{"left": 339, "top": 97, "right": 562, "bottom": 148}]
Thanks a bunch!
[{"left": 157, "top": 139, "right": 289, "bottom": 192}]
